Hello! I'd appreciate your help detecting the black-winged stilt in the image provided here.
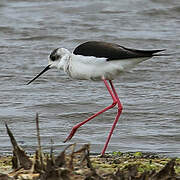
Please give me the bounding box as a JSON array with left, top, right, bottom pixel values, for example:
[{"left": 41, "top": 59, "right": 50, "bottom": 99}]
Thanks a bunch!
[{"left": 27, "top": 41, "right": 166, "bottom": 156}]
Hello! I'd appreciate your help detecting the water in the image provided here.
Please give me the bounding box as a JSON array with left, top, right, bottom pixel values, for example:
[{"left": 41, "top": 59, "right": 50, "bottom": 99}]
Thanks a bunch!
[{"left": 0, "top": 0, "right": 180, "bottom": 156}]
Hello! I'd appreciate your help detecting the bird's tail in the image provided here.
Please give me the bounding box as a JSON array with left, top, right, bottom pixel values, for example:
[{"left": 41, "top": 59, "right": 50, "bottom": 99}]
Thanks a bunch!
[{"left": 152, "top": 49, "right": 172, "bottom": 56}]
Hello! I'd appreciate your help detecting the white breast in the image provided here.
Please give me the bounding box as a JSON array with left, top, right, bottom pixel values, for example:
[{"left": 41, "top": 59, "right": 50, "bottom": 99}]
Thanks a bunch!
[{"left": 68, "top": 54, "right": 150, "bottom": 80}]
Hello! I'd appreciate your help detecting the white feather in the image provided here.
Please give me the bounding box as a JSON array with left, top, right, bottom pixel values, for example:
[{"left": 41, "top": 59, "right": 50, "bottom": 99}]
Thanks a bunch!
[
  {"left": 67, "top": 54, "right": 149, "bottom": 80},
  {"left": 49, "top": 48, "right": 150, "bottom": 81}
]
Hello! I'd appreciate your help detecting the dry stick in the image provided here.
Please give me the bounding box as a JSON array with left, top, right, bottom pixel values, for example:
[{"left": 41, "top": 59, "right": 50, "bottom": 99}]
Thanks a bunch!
[
  {"left": 69, "top": 143, "right": 76, "bottom": 170},
  {"left": 50, "top": 138, "right": 55, "bottom": 165},
  {"left": 35, "top": 113, "right": 44, "bottom": 170},
  {"left": 54, "top": 143, "right": 75, "bottom": 168},
  {"left": 80, "top": 144, "right": 103, "bottom": 180},
  {"left": 5, "top": 123, "right": 32, "bottom": 170},
  {"left": 50, "top": 139, "right": 54, "bottom": 159}
]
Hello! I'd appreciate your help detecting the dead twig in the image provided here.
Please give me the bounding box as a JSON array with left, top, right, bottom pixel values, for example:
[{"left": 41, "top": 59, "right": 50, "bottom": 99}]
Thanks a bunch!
[
  {"left": 5, "top": 123, "right": 32, "bottom": 170},
  {"left": 35, "top": 113, "right": 44, "bottom": 171}
]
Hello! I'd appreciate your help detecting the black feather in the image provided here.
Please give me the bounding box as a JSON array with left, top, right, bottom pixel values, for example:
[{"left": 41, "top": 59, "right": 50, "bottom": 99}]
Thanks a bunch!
[{"left": 73, "top": 41, "right": 165, "bottom": 61}]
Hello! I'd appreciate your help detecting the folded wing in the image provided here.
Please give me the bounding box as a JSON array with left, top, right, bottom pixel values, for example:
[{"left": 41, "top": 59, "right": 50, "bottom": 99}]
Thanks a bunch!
[{"left": 73, "top": 41, "right": 165, "bottom": 61}]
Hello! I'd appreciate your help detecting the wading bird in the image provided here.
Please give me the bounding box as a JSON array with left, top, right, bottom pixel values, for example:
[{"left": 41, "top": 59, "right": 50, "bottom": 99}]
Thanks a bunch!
[{"left": 27, "top": 41, "right": 166, "bottom": 156}]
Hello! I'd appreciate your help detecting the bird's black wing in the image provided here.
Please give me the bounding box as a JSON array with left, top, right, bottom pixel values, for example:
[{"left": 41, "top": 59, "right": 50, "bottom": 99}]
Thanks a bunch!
[{"left": 73, "top": 41, "right": 165, "bottom": 61}]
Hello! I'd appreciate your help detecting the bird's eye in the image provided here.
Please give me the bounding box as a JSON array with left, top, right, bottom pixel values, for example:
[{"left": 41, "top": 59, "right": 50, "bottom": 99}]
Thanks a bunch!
[
  {"left": 50, "top": 55, "right": 55, "bottom": 61},
  {"left": 50, "top": 55, "right": 60, "bottom": 61},
  {"left": 49, "top": 48, "right": 61, "bottom": 61}
]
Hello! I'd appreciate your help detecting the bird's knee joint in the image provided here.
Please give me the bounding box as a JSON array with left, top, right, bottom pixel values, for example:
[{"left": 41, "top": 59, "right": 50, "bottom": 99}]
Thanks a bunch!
[
  {"left": 118, "top": 105, "right": 123, "bottom": 111},
  {"left": 112, "top": 100, "right": 117, "bottom": 107}
]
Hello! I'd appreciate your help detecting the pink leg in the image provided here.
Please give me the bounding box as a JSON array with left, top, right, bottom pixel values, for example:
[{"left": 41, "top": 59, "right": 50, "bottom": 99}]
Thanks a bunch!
[
  {"left": 101, "top": 80, "right": 123, "bottom": 156},
  {"left": 64, "top": 79, "right": 117, "bottom": 143}
]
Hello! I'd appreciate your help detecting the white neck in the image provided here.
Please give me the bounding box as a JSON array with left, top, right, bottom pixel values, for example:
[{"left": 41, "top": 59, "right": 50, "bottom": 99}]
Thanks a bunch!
[{"left": 58, "top": 53, "right": 71, "bottom": 72}]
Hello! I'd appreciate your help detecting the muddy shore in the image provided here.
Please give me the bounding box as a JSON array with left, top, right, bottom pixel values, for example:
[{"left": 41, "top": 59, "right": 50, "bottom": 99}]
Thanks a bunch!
[{"left": 0, "top": 114, "right": 179, "bottom": 180}]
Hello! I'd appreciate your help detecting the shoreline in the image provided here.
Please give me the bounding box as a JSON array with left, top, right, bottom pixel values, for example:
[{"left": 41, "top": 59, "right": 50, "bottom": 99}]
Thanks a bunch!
[
  {"left": 0, "top": 150, "right": 180, "bottom": 179},
  {"left": 1, "top": 115, "right": 179, "bottom": 179}
]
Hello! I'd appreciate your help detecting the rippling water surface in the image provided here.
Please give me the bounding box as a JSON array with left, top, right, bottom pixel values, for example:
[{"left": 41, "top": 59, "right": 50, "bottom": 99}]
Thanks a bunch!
[{"left": 0, "top": 0, "right": 180, "bottom": 156}]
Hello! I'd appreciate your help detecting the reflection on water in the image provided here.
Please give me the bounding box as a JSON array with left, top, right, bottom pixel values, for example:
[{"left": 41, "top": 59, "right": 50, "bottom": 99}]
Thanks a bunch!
[{"left": 0, "top": 0, "right": 180, "bottom": 156}]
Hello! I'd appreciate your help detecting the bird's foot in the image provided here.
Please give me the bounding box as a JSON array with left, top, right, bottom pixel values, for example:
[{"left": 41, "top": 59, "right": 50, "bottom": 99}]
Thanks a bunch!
[{"left": 63, "top": 127, "right": 77, "bottom": 143}]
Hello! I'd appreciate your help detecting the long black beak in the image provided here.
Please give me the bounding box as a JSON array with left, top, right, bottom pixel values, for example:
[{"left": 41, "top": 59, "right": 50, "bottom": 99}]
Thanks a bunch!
[{"left": 27, "top": 65, "right": 51, "bottom": 85}]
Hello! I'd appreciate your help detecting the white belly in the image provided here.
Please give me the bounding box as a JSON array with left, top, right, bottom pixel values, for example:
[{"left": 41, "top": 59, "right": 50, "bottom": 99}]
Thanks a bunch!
[{"left": 68, "top": 55, "right": 150, "bottom": 80}]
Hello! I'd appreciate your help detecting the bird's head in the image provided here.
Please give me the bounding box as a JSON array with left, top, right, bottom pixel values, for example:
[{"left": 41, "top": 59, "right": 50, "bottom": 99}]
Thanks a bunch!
[
  {"left": 27, "top": 48, "right": 70, "bottom": 85},
  {"left": 48, "top": 48, "right": 70, "bottom": 68}
]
